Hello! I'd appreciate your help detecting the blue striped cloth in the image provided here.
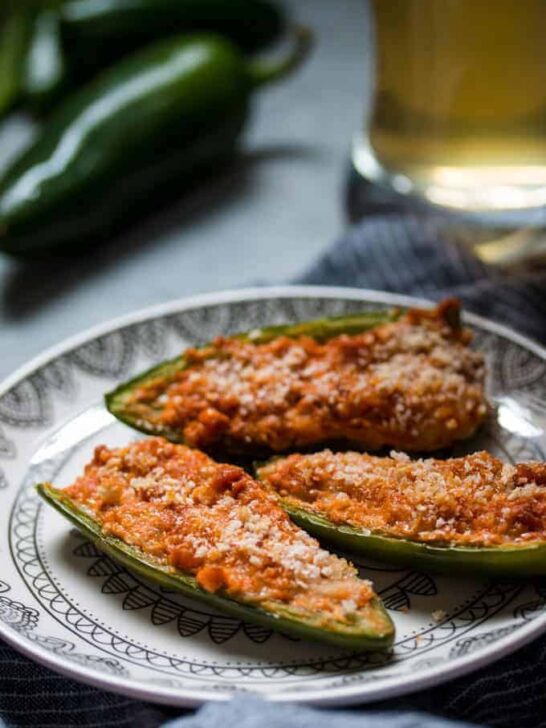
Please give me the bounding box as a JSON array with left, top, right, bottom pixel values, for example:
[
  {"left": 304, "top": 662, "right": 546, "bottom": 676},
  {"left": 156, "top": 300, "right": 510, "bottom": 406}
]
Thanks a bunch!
[{"left": 1, "top": 198, "right": 545, "bottom": 727}]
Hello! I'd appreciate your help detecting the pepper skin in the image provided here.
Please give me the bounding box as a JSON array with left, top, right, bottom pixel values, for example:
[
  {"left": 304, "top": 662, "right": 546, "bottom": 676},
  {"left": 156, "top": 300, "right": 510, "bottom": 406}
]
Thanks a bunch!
[
  {"left": 0, "top": 2, "right": 35, "bottom": 118},
  {"left": 21, "top": 7, "right": 69, "bottom": 113},
  {"left": 26, "top": 0, "right": 286, "bottom": 112},
  {"left": 105, "top": 309, "right": 401, "bottom": 449},
  {"left": 265, "top": 503, "right": 546, "bottom": 578},
  {"left": 36, "top": 482, "right": 395, "bottom": 651},
  {"left": 61, "top": 0, "right": 285, "bottom": 59},
  {"left": 0, "top": 29, "right": 310, "bottom": 255}
]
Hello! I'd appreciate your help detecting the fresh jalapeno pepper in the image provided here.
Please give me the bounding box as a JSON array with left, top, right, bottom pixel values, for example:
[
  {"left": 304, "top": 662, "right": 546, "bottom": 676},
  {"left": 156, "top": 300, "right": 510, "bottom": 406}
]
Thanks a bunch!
[
  {"left": 61, "top": 0, "right": 285, "bottom": 61},
  {"left": 23, "top": 0, "right": 286, "bottom": 113},
  {"left": 0, "top": 2, "right": 35, "bottom": 118},
  {"left": 105, "top": 309, "right": 401, "bottom": 447},
  {"left": 21, "top": 6, "right": 68, "bottom": 113},
  {"left": 255, "top": 453, "right": 546, "bottom": 579},
  {"left": 0, "top": 28, "right": 311, "bottom": 255},
  {"left": 36, "top": 482, "right": 395, "bottom": 650}
]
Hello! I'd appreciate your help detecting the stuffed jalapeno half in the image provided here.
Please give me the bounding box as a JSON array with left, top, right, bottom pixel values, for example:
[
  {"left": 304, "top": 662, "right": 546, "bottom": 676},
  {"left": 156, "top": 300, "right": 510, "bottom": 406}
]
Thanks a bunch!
[
  {"left": 37, "top": 437, "right": 394, "bottom": 650},
  {"left": 106, "top": 299, "right": 487, "bottom": 456},
  {"left": 256, "top": 449, "right": 546, "bottom": 577}
]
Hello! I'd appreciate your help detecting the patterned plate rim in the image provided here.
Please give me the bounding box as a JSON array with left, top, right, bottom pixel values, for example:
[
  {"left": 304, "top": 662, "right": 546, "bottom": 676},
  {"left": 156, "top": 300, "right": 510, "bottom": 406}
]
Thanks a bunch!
[{"left": 1, "top": 284, "right": 545, "bottom": 708}]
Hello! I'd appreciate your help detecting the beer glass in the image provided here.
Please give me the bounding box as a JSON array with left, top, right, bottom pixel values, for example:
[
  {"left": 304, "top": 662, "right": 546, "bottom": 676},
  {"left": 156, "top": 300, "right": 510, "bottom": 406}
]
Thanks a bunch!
[{"left": 354, "top": 0, "right": 546, "bottom": 214}]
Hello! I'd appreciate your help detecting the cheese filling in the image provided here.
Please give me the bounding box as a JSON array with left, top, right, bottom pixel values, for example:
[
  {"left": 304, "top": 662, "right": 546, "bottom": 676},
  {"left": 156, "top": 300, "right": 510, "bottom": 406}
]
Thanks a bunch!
[
  {"left": 258, "top": 449, "right": 546, "bottom": 547},
  {"left": 125, "top": 300, "right": 487, "bottom": 453},
  {"left": 62, "top": 438, "right": 380, "bottom": 626}
]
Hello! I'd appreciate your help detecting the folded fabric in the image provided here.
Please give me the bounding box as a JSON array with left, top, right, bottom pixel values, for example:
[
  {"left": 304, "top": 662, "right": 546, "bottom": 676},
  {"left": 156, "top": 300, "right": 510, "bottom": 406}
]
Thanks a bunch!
[{"left": 298, "top": 209, "right": 546, "bottom": 344}]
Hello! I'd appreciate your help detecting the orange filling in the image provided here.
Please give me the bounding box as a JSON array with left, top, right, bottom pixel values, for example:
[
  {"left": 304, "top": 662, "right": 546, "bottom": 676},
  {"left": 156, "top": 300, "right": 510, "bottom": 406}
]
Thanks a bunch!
[
  {"left": 258, "top": 450, "right": 546, "bottom": 547},
  {"left": 62, "top": 438, "right": 375, "bottom": 623},
  {"left": 126, "top": 300, "right": 486, "bottom": 453}
]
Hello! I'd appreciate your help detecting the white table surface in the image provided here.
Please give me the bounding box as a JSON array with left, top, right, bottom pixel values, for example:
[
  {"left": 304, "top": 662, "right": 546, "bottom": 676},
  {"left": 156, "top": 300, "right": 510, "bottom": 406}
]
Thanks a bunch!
[{"left": 0, "top": 0, "right": 372, "bottom": 381}]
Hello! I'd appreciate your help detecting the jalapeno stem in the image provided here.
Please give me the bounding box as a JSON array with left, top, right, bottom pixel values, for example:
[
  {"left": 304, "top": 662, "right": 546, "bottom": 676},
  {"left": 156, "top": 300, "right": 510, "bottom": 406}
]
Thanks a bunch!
[{"left": 248, "top": 25, "right": 313, "bottom": 88}]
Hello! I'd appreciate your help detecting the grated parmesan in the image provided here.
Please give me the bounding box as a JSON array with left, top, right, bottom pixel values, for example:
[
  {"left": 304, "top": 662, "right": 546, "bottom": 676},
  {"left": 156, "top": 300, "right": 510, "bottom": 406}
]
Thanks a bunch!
[
  {"left": 127, "top": 300, "right": 487, "bottom": 453},
  {"left": 258, "top": 450, "right": 546, "bottom": 547},
  {"left": 64, "top": 438, "right": 376, "bottom": 623}
]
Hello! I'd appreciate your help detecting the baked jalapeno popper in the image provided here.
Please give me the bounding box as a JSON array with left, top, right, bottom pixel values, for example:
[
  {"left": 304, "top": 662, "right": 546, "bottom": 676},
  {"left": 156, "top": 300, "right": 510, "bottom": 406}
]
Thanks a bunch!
[
  {"left": 37, "top": 438, "right": 394, "bottom": 650},
  {"left": 257, "top": 450, "right": 546, "bottom": 577},
  {"left": 106, "top": 299, "right": 487, "bottom": 455}
]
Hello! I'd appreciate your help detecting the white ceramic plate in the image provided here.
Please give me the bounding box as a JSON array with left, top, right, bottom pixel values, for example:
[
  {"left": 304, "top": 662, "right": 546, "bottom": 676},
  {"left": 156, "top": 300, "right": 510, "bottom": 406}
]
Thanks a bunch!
[{"left": 1, "top": 286, "right": 545, "bottom": 708}]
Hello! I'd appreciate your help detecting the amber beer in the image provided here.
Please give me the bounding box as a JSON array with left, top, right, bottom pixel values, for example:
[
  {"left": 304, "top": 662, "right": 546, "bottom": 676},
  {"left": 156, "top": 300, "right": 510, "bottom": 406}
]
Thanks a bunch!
[{"left": 360, "top": 0, "right": 546, "bottom": 210}]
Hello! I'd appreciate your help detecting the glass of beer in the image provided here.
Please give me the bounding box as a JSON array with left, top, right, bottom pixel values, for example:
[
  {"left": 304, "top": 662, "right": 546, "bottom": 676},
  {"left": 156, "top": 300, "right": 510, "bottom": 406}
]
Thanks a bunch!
[{"left": 354, "top": 0, "right": 546, "bottom": 214}]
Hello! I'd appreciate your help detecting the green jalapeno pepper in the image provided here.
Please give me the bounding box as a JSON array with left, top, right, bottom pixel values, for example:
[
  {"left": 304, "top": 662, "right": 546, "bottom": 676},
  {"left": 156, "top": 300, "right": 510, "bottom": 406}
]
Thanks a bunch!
[
  {"left": 61, "top": 0, "right": 285, "bottom": 61},
  {"left": 256, "top": 474, "right": 546, "bottom": 579},
  {"left": 105, "top": 309, "right": 401, "bottom": 448},
  {"left": 0, "top": 2, "right": 35, "bottom": 118},
  {"left": 0, "top": 28, "right": 311, "bottom": 255},
  {"left": 22, "top": 0, "right": 286, "bottom": 113},
  {"left": 37, "top": 482, "right": 395, "bottom": 650},
  {"left": 21, "top": 6, "right": 68, "bottom": 113}
]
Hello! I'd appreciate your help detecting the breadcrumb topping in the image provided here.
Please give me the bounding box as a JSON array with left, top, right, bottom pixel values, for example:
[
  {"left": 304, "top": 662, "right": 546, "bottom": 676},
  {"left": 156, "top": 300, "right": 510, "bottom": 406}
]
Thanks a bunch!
[
  {"left": 125, "top": 300, "right": 486, "bottom": 453},
  {"left": 257, "top": 450, "right": 546, "bottom": 547},
  {"left": 63, "top": 438, "right": 377, "bottom": 623}
]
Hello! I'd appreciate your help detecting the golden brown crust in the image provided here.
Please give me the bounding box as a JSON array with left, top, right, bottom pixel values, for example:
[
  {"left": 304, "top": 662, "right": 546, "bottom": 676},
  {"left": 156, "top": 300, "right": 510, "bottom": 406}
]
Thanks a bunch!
[
  {"left": 258, "top": 450, "right": 546, "bottom": 547},
  {"left": 128, "top": 300, "right": 487, "bottom": 453},
  {"left": 63, "top": 438, "right": 374, "bottom": 619}
]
